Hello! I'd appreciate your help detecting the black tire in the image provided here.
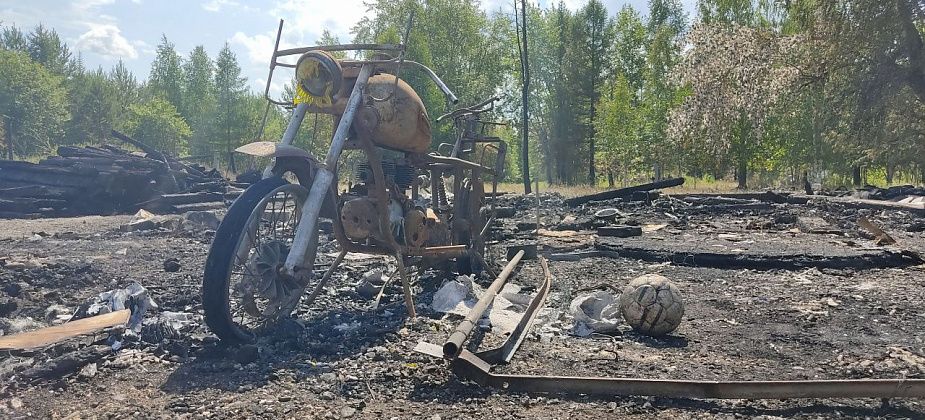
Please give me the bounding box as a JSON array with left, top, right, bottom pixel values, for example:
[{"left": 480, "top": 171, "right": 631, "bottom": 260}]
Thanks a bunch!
[{"left": 203, "top": 176, "right": 287, "bottom": 343}]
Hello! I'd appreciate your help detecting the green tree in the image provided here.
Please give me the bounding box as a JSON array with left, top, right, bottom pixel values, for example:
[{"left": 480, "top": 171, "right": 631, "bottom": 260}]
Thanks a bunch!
[
  {"left": 0, "top": 50, "right": 69, "bottom": 156},
  {"left": 571, "top": 0, "right": 613, "bottom": 185},
  {"left": 26, "top": 24, "right": 80, "bottom": 78},
  {"left": 148, "top": 35, "right": 184, "bottom": 110},
  {"left": 213, "top": 43, "right": 247, "bottom": 171},
  {"left": 669, "top": 23, "right": 799, "bottom": 188},
  {"left": 612, "top": 6, "right": 647, "bottom": 98},
  {"left": 125, "top": 97, "right": 191, "bottom": 156},
  {"left": 0, "top": 25, "right": 28, "bottom": 53},
  {"left": 182, "top": 45, "right": 216, "bottom": 158},
  {"left": 67, "top": 67, "right": 117, "bottom": 144},
  {"left": 641, "top": 0, "right": 686, "bottom": 181},
  {"left": 109, "top": 60, "right": 140, "bottom": 124},
  {"left": 596, "top": 74, "right": 640, "bottom": 186}
]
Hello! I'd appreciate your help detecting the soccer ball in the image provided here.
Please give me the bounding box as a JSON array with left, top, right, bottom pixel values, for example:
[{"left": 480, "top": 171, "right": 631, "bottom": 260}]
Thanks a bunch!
[{"left": 619, "top": 274, "right": 684, "bottom": 336}]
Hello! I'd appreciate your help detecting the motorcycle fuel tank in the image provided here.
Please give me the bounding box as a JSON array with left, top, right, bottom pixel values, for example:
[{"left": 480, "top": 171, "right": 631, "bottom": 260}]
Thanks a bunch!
[{"left": 353, "top": 74, "right": 432, "bottom": 154}]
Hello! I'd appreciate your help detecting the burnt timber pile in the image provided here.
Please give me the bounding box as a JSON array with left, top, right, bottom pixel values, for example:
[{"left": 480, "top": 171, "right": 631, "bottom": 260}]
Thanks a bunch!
[{"left": 0, "top": 136, "right": 232, "bottom": 218}]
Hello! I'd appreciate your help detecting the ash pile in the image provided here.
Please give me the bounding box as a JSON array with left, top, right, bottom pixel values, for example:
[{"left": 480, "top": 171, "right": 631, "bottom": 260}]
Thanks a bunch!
[{"left": 0, "top": 130, "right": 237, "bottom": 219}]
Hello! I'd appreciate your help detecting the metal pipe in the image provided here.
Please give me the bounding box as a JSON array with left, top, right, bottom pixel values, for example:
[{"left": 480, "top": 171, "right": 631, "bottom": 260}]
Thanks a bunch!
[
  {"left": 275, "top": 44, "right": 403, "bottom": 57},
  {"left": 263, "top": 19, "right": 284, "bottom": 101},
  {"left": 400, "top": 61, "right": 458, "bottom": 104},
  {"left": 444, "top": 249, "right": 525, "bottom": 358},
  {"left": 263, "top": 102, "right": 310, "bottom": 179},
  {"left": 284, "top": 64, "right": 374, "bottom": 274}
]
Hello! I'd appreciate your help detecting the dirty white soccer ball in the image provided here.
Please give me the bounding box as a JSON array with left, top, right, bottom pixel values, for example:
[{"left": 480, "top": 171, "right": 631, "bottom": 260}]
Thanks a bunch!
[{"left": 619, "top": 274, "right": 684, "bottom": 336}]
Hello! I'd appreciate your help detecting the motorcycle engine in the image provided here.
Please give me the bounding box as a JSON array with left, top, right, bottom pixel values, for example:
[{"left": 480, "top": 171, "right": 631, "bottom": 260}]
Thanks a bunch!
[
  {"left": 341, "top": 157, "right": 448, "bottom": 248},
  {"left": 355, "top": 159, "right": 416, "bottom": 191}
]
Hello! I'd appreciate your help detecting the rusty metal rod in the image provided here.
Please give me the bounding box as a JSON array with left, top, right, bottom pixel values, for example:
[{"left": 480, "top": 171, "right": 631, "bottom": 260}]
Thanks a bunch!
[
  {"left": 476, "top": 256, "right": 551, "bottom": 365},
  {"left": 451, "top": 348, "right": 925, "bottom": 399},
  {"left": 414, "top": 342, "right": 925, "bottom": 400},
  {"left": 444, "top": 250, "right": 525, "bottom": 358}
]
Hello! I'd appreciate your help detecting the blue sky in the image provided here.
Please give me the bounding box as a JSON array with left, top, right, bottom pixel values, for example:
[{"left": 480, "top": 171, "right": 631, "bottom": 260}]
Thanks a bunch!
[{"left": 1, "top": 0, "right": 696, "bottom": 97}]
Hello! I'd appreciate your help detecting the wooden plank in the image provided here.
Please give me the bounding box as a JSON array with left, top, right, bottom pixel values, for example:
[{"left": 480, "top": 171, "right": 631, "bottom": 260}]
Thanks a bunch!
[{"left": 0, "top": 309, "right": 130, "bottom": 350}]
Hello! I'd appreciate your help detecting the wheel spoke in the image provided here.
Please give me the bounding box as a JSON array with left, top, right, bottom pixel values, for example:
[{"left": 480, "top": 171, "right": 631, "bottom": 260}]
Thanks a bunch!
[{"left": 220, "top": 183, "right": 319, "bottom": 337}]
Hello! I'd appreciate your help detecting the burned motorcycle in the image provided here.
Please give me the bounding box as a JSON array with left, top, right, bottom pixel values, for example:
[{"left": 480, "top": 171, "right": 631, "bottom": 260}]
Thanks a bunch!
[{"left": 202, "top": 20, "right": 507, "bottom": 342}]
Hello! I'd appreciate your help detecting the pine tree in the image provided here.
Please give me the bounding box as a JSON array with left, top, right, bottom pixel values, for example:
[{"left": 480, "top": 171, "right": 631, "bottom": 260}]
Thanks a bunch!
[
  {"left": 149, "top": 35, "right": 184, "bottom": 111},
  {"left": 214, "top": 43, "right": 246, "bottom": 171},
  {"left": 182, "top": 45, "right": 216, "bottom": 158}
]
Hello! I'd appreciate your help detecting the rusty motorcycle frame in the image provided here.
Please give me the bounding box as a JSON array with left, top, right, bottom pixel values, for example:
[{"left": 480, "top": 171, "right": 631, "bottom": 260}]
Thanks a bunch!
[{"left": 202, "top": 19, "right": 507, "bottom": 342}]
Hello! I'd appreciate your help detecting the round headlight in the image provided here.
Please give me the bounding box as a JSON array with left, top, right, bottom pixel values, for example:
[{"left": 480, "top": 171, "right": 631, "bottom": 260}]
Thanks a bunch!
[{"left": 295, "top": 51, "right": 343, "bottom": 99}]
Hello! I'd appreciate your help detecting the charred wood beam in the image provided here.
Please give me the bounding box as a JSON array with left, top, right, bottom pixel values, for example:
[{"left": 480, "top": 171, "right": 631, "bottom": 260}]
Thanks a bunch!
[
  {"left": 594, "top": 241, "right": 923, "bottom": 270},
  {"left": 565, "top": 177, "right": 685, "bottom": 207},
  {"left": 110, "top": 129, "right": 166, "bottom": 161}
]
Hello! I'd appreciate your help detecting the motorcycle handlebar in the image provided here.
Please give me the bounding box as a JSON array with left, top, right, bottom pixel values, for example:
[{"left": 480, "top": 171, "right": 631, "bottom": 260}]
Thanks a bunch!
[
  {"left": 404, "top": 61, "right": 458, "bottom": 104},
  {"left": 436, "top": 96, "right": 500, "bottom": 122}
]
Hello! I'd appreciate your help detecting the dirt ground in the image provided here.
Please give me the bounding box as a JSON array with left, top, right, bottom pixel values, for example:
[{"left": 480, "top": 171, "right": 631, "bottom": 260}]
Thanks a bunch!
[{"left": 1, "top": 192, "right": 925, "bottom": 419}]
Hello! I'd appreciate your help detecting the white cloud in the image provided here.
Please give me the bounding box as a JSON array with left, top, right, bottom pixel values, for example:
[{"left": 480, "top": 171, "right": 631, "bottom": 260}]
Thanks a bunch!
[
  {"left": 74, "top": 23, "right": 138, "bottom": 59},
  {"left": 132, "top": 39, "right": 155, "bottom": 56},
  {"left": 202, "top": 0, "right": 238, "bottom": 12},
  {"left": 230, "top": 31, "right": 277, "bottom": 65},
  {"left": 270, "top": 0, "right": 368, "bottom": 42},
  {"left": 73, "top": 0, "right": 116, "bottom": 11}
]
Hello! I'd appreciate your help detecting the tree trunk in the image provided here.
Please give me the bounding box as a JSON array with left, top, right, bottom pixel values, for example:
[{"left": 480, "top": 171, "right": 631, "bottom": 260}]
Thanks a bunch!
[
  {"left": 737, "top": 158, "right": 747, "bottom": 190},
  {"left": 607, "top": 171, "right": 614, "bottom": 187},
  {"left": 886, "top": 163, "right": 895, "bottom": 185},
  {"left": 516, "top": 0, "right": 531, "bottom": 194},
  {"left": 588, "top": 101, "right": 596, "bottom": 186},
  {"left": 539, "top": 126, "right": 554, "bottom": 184},
  {"left": 4, "top": 117, "right": 13, "bottom": 160},
  {"left": 852, "top": 165, "right": 862, "bottom": 187}
]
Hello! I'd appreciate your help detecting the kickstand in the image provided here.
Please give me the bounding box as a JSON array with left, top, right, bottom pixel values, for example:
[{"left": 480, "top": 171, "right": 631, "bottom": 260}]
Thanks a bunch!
[
  {"left": 394, "top": 252, "right": 417, "bottom": 317},
  {"left": 302, "top": 250, "right": 346, "bottom": 307}
]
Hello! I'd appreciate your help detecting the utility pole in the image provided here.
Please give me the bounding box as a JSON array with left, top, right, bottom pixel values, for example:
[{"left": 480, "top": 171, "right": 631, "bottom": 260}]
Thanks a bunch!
[{"left": 516, "top": 0, "right": 532, "bottom": 194}]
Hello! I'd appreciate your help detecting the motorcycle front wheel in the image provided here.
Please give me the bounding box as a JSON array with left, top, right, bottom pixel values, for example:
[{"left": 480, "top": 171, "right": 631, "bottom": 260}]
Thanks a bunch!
[{"left": 202, "top": 176, "right": 322, "bottom": 343}]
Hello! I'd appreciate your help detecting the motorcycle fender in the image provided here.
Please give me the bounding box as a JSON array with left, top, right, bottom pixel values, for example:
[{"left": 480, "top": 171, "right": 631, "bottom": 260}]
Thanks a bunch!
[{"left": 235, "top": 141, "right": 318, "bottom": 162}]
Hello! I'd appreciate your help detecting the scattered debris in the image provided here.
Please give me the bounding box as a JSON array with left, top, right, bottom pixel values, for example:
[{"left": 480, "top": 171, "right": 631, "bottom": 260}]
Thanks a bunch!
[
  {"left": 593, "top": 208, "right": 621, "bottom": 220},
  {"left": 796, "top": 216, "right": 841, "bottom": 234},
  {"left": 858, "top": 216, "right": 897, "bottom": 245},
  {"left": 17, "top": 345, "right": 112, "bottom": 383},
  {"left": 163, "top": 258, "right": 181, "bottom": 272},
  {"left": 569, "top": 291, "right": 622, "bottom": 337},
  {"left": 355, "top": 269, "right": 389, "bottom": 300},
  {"left": 78, "top": 282, "right": 157, "bottom": 333},
  {"left": 597, "top": 225, "right": 642, "bottom": 238}
]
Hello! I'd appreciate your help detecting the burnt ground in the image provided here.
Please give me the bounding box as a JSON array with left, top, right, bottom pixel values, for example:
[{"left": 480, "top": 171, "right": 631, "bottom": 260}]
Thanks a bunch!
[{"left": 1, "top": 192, "right": 925, "bottom": 419}]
